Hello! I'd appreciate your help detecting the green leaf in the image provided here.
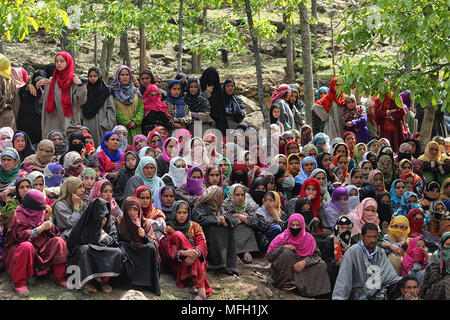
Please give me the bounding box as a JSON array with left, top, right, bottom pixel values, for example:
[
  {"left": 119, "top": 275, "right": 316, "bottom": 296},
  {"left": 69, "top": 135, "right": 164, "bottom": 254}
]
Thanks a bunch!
[{"left": 395, "top": 95, "right": 403, "bottom": 108}]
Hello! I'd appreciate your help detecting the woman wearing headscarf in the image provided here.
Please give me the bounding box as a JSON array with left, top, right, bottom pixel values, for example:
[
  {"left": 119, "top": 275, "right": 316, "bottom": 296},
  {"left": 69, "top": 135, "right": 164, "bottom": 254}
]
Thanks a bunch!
[
  {"left": 348, "top": 197, "right": 381, "bottom": 242},
  {"left": 41, "top": 51, "right": 87, "bottom": 139},
  {"left": 2, "top": 190, "right": 68, "bottom": 297},
  {"left": 440, "top": 177, "right": 450, "bottom": 211},
  {"left": 62, "top": 151, "right": 84, "bottom": 178},
  {"left": 141, "top": 84, "right": 171, "bottom": 137},
  {"left": 312, "top": 77, "right": 346, "bottom": 140},
  {"left": 312, "top": 87, "right": 328, "bottom": 134},
  {"left": 389, "top": 179, "right": 408, "bottom": 212},
  {"left": 110, "top": 65, "right": 144, "bottom": 145},
  {"left": 320, "top": 215, "right": 355, "bottom": 290},
  {"left": 90, "top": 179, "right": 123, "bottom": 221},
  {"left": 81, "top": 66, "right": 115, "bottom": 147},
  {"left": 299, "top": 125, "right": 313, "bottom": 147},
  {"left": 166, "top": 79, "right": 192, "bottom": 132},
  {"left": 419, "top": 231, "right": 450, "bottom": 300},
  {"left": 183, "top": 137, "right": 210, "bottom": 172},
  {"left": 316, "top": 152, "right": 336, "bottom": 185},
  {"left": 419, "top": 141, "right": 450, "bottom": 185},
  {"left": 184, "top": 77, "right": 212, "bottom": 132},
  {"left": 312, "top": 133, "right": 330, "bottom": 155},
  {"left": 12, "top": 131, "right": 35, "bottom": 163},
  {"left": 28, "top": 170, "right": 53, "bottom": 206},
  {"left": 117, "top": 196, "right": 160, "bottom": 295},
  {"left": 222, "top": 78, "right": 246, "bottom": 129},
  {"left": 311, "top": 168, "right": 332, "bottom": 205},
  {"left": 266, "top": 213, "right": 331, "bottom": 297},
  {"left": 165, "top": 200, "right": 212, "bottom": 300},
  {"left": 271, "top": 84, "right": 295, "bottom": 131},
  {"left": 324, "top": 187, "right": 349, "bottom": 229},
  {"left": 294, "top": 156, "right": 317, "bottom": 189},
  {"left": 374, "top": 92, "right": 408, "bottom": 153},
  {"left": 222, "top": 184, "right": 260, "bottom": 263},
  {"left": 393, "top": 191, "right": 421, "bottom": 218},
  {"left": 427, "top": 200, "right": 450, "bottom": 239},
  {"left": 377, "top": 154, "right": 395, "bottom": 191},
  {"left": 192, "top": 185, "right": 239, "bottom": 275},
  {"left": 383, "top": 215, "right": 410, "bottom": 275},
  {"left": 123, "top": 156, "right": 165, "bottom": 203},
  {"left": 147, "top": 130, "right": 164, "bottom": 155},
  {"left": 419, "top": 181, "right": 442, "bottom": 213},
  {"left": 401, "top": 236, "right": 428, "bottom": 280},
  {"left": 154, "top": 185, "right": 177, "bottom": 217},
  {"left": 400, "top": 172, "right": 424, "bottom": 198},
  {"left": 155, "top": 137, "right": 180, "bottom": 178},
  {"left": 346, "top": 185, "right": 360, "bottom": 212},
  {"left": 20, "top": 139, "right": 54, "bottom": 174},
  {"left": 47, "top": 129, "right": 68, "bottom": 162},
  {"left": 66, "top": 198, "right": 123, "bottom": 294},
  {"left": 0, "top": 148, "right": 25, "bottom": 203},
  {"left": 52, "top": 176, "right": 86, "bottom": 240},
  {"left": 97, "top": 131, "right": 124, "bottom": 180},
  {"left": 114, "top": 150, "right": 139, "bottom": 207},
  {"left": 161, "top": 156, "right": 188, "bottom": 188},
  {"left": 407, "top": 208, "right": 426, "bottom": 239},
  {"left": 288, "top": 84, "right": 306, "bottom": 129},
  {"left": 16, "top": 69, "right": 46, "bottom": 144},
  {"left": 354, "top": 143, "right": 367, "bottom": 166},
  {"left": 199, "top": 67, "right": 227, "bottom": 135},
  {"left": 342, "top": 94, "right": 371, "bottom": 144},
  {"left": 298, "top": 178, "right": 327, "bottom": 233},
  {"left": 403, "top": 137, "right": 421, "bottom": 159},
  {"left": 175, "top": 128, "right": 192, "bottom": 157},
  {"left": 43, "top": 162, "right": 64, "bottom": 189},
  {"left": 0, "top": 177, "right": 33, "bottom": 234},
  {"left": 367, "top": 169, "right": 386, "bottom": 193},
  {"left": 175, "top": 166, "right": 205, "bottom": 209},
  {"left": 400, "top": 90, "right": 418, "bottom": 136}
]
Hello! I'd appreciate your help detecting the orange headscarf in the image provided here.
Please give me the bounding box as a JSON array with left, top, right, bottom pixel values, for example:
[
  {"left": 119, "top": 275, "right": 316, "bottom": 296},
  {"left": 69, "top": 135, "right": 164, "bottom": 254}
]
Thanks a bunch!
[{"left": 315, "top": 77, "right": 346, "bottom": 113}]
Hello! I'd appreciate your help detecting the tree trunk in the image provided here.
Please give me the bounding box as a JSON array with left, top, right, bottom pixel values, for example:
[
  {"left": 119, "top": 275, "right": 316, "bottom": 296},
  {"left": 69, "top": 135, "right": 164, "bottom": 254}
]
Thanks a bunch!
[
  {"left": 138, "top": 0, "right": 146, "bottom": 72},
  {"left": 299, "top": 2, "right": 314, "bottom": 125},
  {"left": 283, "top": 14, "right": 295, "bottom": 83},
  {"left": 94, "top": 33, "right": 98, "bottom": 66},
  {"left": 0, "top": 39, "right": 3, "bottom": 54},
  {"left": 100, "top": 37, "right": 114, "bottom": 81},
  {"left": 120, "top": 32, "right": 131, "bottom": 67},
  {"left": 311, "top": 0, "right": 319, "bottom": 89},
  {"left": 244, "top": 0, "right": 272, "bottom": 160},
  {"left": 177, "top": 0, "right": 185, "bottom": 73},
  {"left": 419, "top": 103, "right": 435, "bottom": 152},
  {"left": 191, "top": 52, "right": 202, "bottom": 74}
]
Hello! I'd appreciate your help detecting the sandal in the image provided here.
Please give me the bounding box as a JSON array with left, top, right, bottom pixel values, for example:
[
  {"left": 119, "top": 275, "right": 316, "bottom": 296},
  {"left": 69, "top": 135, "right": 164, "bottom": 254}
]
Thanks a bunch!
[
  {"left": 101, "top": 282, "right": 112, "bottom": 293},
  {"left": 282, "top": 285, "right": 297, "bottom": 291},
  {"left": 15, "top": 286, "right": 30, "bottom": 297},
  {"left": 193, "top": 293, "right": 206, "bottom": 300},
  {"left": 83, "top": 282, "right": 98, "bottom": 293},
  {"left": 243, "top": 252, "right": 253, "bottom": 264}
]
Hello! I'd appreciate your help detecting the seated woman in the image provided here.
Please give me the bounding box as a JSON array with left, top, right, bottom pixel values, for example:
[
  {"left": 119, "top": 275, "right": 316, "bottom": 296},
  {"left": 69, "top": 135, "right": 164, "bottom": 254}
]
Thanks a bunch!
[
  {"left": 47, "top": 129, "right": 67, "bottom": 162},
  {"left": 117, "top": 196, "right": 161, "bottom": 295},
  {"left": 192, "top": 185, "right": 239, "bottom": 276},
  {"left": 0, "top": 177, "right": 33, "bottom": 235},
  {"left": 401, "top": 236, "right": 429, "bottom": 284},
  {"left": 427, "top": 200, "right": 450, "bottom": 239},
  {"left": 419, "top": 231, "right": 450, "bottom": 300},
  {"left": 0, "top": 147, "right": 26, "bottom": 204},
  {"left": 320, "top": 215, "right": 356, "bottom": 290},
  {"left": 367, "top": 169, "right": 386, "bottom": 193},
  {"left": 400, "top": 172, "right": 424, "bottom": 198},
  {"left": 161, "top": 156, "right": 188, "bottom": 188},
  {"left": 90, "top": 179, "right": 123, "bottom": 221},
  {"left": 184, "top": 137, "right": 211, "bottom": 172},
  {"left": 345, "top": 185, "right": 360, "bottom": 213},
  {"left": 114, "top": 150, "right": 138, "bottom": 207},
  {"left": 112, "top": 124, "right": 133, "bottom": 153},
  {"left": 204, "top": 165, "right": 224, "bottom": 189},
  {"left": 343, "top": 168, "right": 364, "bottom": 189},
  {"left": 175, "top": 166, "right": 205, "bottom": 209},
  {"left": 154, "top": 185, "right": 176, "bottom": 217},
  {"left": 324, "top": 187, "right": 349, "bottom": 229},
  {"left": 27, "top": 171, "right": 53, "bottom": 206},
  {"left": 390, "top": 179, "right": 408, "bottom": 212},
  {"left": 123, "top": 156, "right": 165, "bottom": 204},
  {"left": 134, "top": 185, "right": 167, "bottom": 263},
  {"left": 248, "top": 176, "right": 268, "bottom": 207},
  {"left": 97, "top": 132, "right": 125, "bottom": 181},
  {"left": 293, "top": 156, "right": 317, "bottom": 196},
  {"left": 419, "top": 181, "right": 441, "bottom": 213},
  {"left": 155, "top": 137, "right": 180, "bottom": 178},
  {"left": 222, "top": 184, "right": 260, "bottom": 264},
  {"left": 43, "top": 162, "right": 64, "bottom": 188},
  {"left": 298, "top": 178, "right": 327, "bottom": 233},
  {"left": 393, "top": 191, "right": 421, "bottom": 217},
  {"left": 2, "top": 190, "right": 68, "bottom": 297},
  {"left": 255, "top": 191, "right": 288, "bottom": 253},
  {"left": 266, "top": 213, "right": 331, "bottom": 297},
  {"left": 62, "top": 151, "right": 85, "bottom": 178},
  {"left": 21, "top": 139, "right": 54, "bottom": 174},
  {"left": 52, "top": 176, "right": 86, "bottom": 240},
  {"left": 132, "top": 134, "right": 148, "bottom": 154},
  {"left": 66, "top": 198, "right": 123, "bottom": 293},
  {"left": 440, "top": 177, "right": 450, "bottom": 211},
  {"left": 165, "top": 200, "right": 212, "bottom": 300},
  {"left": 419, "top": 141, "right": 449, "bottom": 186},
  {"left": 375, "top": 190, "right": 392, "bottom": 234},
  {"left": 383, "top": 215, "right": 410, "bottom": 275}
]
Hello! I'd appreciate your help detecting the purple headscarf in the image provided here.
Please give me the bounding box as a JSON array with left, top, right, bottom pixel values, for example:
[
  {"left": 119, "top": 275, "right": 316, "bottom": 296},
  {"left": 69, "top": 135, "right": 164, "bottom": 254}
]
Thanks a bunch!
[
  {"left": 325, "top": 186, "right": 349, "bottom": 228},
  {"left": 44, "top": 162, "right": 64, "bottom": 187},
  {"left": 109, "top": 65, "right": 141, "bottom": 105},
  {"left": 400, "top": 90, "right": 412, "bottom": 110},
  {"left": 17, "top": 189, "right": 46, "bottom": 228},
  {"left": 183, "top": 166, "right": 204, "bottom": 195}
]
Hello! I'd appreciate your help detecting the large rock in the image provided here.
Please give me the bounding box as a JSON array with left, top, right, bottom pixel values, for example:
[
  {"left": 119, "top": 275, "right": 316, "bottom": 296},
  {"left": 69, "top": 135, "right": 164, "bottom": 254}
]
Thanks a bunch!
[
  {"left": 237, "top": 95, "right": 260, "bottom": 114},
  {"left": 120, "top": 289, "right": 149, "bottom": 300},
  {"left": 244, "top": 111, "right": 265, "bottom": 129}
]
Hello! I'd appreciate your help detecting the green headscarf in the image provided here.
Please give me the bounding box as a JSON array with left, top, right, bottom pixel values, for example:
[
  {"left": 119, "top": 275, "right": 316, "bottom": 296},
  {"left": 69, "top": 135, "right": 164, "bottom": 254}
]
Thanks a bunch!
[
  {"left": 216, "top": 156, "right": 232, "bottom": 179},
  {"left": 433, "top": 231, "right": 450, "bottom": 275},
  {"left": 135, "top": 156, "right": 165, "bottom": 198},
  {"left": 224, "top": 183, "right": 247, "bottom": 212},
  {"left": 354, "top": 143, "right": 367, "bottom": 164},
  {"left": 0, "top": 147, "right": 21, "bottom": 191}
]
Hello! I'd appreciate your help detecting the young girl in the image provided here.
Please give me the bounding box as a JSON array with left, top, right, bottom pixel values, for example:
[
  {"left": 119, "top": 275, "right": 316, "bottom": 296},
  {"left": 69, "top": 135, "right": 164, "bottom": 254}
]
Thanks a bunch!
[
  {"left": 161, "top": 156, "right": 188, "bottom": 188},
  {"left": 41, "top": 51, "right": 87, "bottom": 139},
  {"left": 115, "top": 150, "right": 139, "bottom": 207},
  {"left": 155, "top": 137, "right": 180, "bottom": 178},
  {"left": 270, "top": 104, "right": 284, "bottom": 133},
  {"left": 166, "top": 79, "right": 192, "bottom": 132},
  {"left": 97, "top": 132, "right": 124, "bottom": 181},
  {"left": 90, "top": 179, "right": 123, "bottom": 221},
  {"left": 184, "top": 77, "right": 213, "bottom": 134},
  {"left": 110, "top": 65, "right": 144, "bottom": 145},
  {"left": 80, "top": 167, "right": 96, "bottom": 204}
]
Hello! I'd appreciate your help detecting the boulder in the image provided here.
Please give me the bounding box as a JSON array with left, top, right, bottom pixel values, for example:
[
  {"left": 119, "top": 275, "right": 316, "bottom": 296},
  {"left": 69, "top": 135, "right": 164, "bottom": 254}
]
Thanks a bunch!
[
  {"left": 120, "top": 289, "right": 149, "bottom": 300},
  {"left": 243, "top": 111, "right": 265, "bottom": 129},
  {"left": 237, "top": 95, "right": 260, "bottom": 114}
]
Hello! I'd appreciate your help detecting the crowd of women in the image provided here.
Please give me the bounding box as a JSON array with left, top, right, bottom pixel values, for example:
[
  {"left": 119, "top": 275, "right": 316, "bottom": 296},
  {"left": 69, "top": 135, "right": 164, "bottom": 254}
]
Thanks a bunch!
[{"left": 0, "top": 51, "right": 449, "bottom": 300}]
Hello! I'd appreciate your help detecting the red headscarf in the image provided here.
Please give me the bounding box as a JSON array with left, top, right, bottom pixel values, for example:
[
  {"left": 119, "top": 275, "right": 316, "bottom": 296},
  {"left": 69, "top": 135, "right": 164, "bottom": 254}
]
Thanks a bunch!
[
  {"left": 285, "top": 140, "right": 300, "bottom": 156},
  {"left": 271, "top": 84, "right": 291, "bottom": 105},
  {"left": 142, "top": 84, "right": 171, "bottom": 119},
  {"left": 401, "top": 236, "right": 427, "bottom": 276},
  {"left": 298, "top": 178, "right": 322, "bottom": 218},
  {"left": 343, "top": 131, "right": 357, "bottom": 158},
  {"left": 332, "top": 154, "right": 349, "bottom": 179},
  {"left": 314, "top": 77, "right": 346, "bottom": 113},
  {"left": 133, "top": 185, "right": 164, "bottom": 220},
  {"left": 407, "top": 208, "right": 425, "bottom": 237},
  {"left": 45, "top": 51, "right": 75, "bottom": 117},
  {"left": 82, "top": 132, "right": 95, "bottom": 155}
]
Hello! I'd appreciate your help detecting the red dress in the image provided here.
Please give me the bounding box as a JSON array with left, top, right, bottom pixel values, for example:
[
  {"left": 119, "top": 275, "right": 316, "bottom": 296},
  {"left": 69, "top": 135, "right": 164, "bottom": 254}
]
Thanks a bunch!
[{"left": 165, "top": 222, "right": 212, "bottom": 296}]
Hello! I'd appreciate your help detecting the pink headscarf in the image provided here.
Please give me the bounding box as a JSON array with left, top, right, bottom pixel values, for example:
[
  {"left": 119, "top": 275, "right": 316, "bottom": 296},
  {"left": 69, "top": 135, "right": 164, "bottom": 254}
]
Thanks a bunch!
[
  {"left": 90, "top": 179, "right": 119, "bottom": 213},
  {"left": 401, "top": 236, "right": 427, "bottom": 276},
  {"left": 142, "top": 84, "right": 171, "bottom": 118},
  {"left": 271, "top": 84, "right": 291, "bottom": 105},
  {"left": 161, "top": 137, "right": 180, "bottom": 163},
  {"left": 132, "top": 134, "right": 148, "bottom": 152},
  {"left": 175, "top": 128, "right": 192, "bottom": 156},
  {"left": 16, "top": 189, "right": 46, "bottom": 228},
  {"left": 10, "top": 67, "right": 28, "bottom": 88},
  {"left": 266, "top": 213, "right": 316, "bottom": 258},
  {"left": 348, "top": 197, "right": 380, "bottom": 237}
]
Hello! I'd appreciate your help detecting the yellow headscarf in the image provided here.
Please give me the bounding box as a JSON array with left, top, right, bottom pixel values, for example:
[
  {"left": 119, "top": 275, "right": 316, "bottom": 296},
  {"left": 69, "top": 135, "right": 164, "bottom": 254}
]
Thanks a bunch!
[
  {"left": 419, "top": 141, "right": 447, "bottom": 162},
  {"left": 387, "top": 215, "right": 410, "bottom": 242},
  {"left": 441, "top": 177, "right": 450, "bottom": 200},
  {"left": 0, "top": 54, "right": 11, "bottom": 79}
]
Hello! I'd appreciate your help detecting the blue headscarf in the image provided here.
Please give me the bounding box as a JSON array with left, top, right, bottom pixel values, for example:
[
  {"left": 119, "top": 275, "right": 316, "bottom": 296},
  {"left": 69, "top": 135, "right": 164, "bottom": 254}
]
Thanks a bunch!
[
  {"left": 134, "top": 156, "right": 165, "bottom": 200},
  {"left": 389, "top": 179, "right": 408, "bottom": 210},
  {"left": 394, "top": 191, "right": 421, "bottom": 217},
  {"left": 101, "top": 132, "right": 122, "bottom": 162},
  {"left": 295, "top": 156, "right": 317, "bottom": 185},
  {"left": 166, "top": 79, "right": 186, "bottom": 118},
  {"left": 318, "top": 86, "right": 329, "bottom": 100}
]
